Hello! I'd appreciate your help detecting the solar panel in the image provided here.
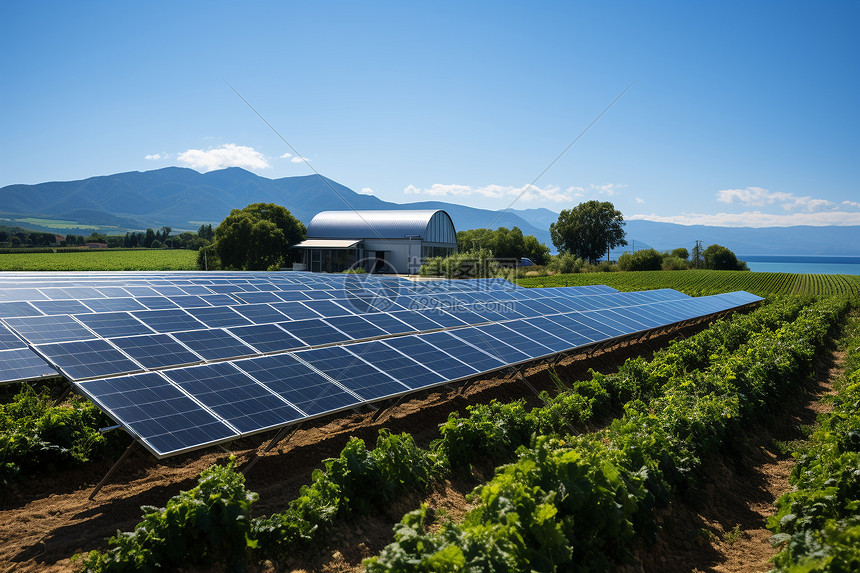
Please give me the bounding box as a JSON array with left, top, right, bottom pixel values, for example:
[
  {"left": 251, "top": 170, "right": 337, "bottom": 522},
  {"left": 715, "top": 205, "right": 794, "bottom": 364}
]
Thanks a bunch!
[
  {"left": 502, "top": 319, "right": 573, "bottom": 354},
  {"left": 472, "top": 323, "right": 556, "bottom": 359},
  {"left": 345, "top": 340, "right": 445, "bottom": 390},
  {"left": 234, "top": 354, "right": 360, "bottom": 416},
  {"left": 135, "top": 296, "right": 181, "bottom": 310},
  {"left": 295, "top": 345, "right": 410, "bottom": 401},
  {"left": 230, "top": 303, "right": 289, "bottom": 324},
  {"left": 322, "top": 315, "right": 387, "bottom": 340},
  {"left": 418, "top": 331, "right": 507, "bottom": 374},
  {"left": 3, "top": 315, "right": 95, "bottom": 344},
  {"left": 171, "top": 329, "right": 257, "bottom": 360},
  {"left": 449, "top": 326, "right": 534, "bottom": 363},
  {"left": 278, "top": 318, "right": 350, "bottom": 347},
  {"left": 381, "top": 335, "right": 479, "bottom": 381},
  {"left": 164, "top": 363, "right": 303, "bottom": 434},
  {"left": 110, "top": 333, "right": 203, "bottom": 369},
  {"left": 133, "top": 309, "right": 207, "bottom": 333},
  {"left": 387, "top": 310, "right": 444, "bottom": 332},
  {"left": 302, "top": 299, "right": 353, "bottom": 318},
  {"left": 185, "top": 306, "right": 253, "bottom": 328},
  {"left": 166, "top": 295, "right": 210, "bottom": 308},
  {"left": 74, "top": 312, "right": 155, "bottom": 338},
  {"left": 0, "top": 301, "right": 42, "bottom": 318},
  {"left": 268, "top": 301, "right": 321, "bottom": 320},
  {"left": 76, "top": 372, "right": 238, "bottom": 457},
  {"left": 0, "top": 288, "right": 45, "bottom": 302},
  {"left": 30, "top": 299, "right": 93, "bottom": 315},
  {"left": 356, "top": 312, "right": 414, "bottom": 335},
  {"left": 35, "top": 339, "right": 142, "bottom": 380},
  {"left": 0, "top": 348, "right": 59, "bottom": 383},
  {"left": 0, "top": 324, "right": 27, "bottom": 350},
  {"left": 80, "top": 297, "right": 148, "bottom": 313},
  {"left": 231, "top": 291, "right": 283, "bottom": 304},
  {"left": 228, "top": 323, "right": 305, "bottom": 353}
]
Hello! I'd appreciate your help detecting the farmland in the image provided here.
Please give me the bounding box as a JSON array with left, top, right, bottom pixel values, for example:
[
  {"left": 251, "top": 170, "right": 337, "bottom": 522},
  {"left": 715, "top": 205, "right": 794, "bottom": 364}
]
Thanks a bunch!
[
  {"left": 0, "top": 249, "right": 198, "bottom": 271},
  {"left": 0, "top": 272, "right": 857, "bottom": 572},
  {"left": 517, "top": 269, "right": 860, "bottom": 297}
]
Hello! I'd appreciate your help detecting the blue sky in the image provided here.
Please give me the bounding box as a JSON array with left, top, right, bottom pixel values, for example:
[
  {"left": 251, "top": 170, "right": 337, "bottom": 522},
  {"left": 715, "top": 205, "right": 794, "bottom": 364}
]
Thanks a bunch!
[{"left": 2, "top": 1, "right": 858, "bottom": 227}]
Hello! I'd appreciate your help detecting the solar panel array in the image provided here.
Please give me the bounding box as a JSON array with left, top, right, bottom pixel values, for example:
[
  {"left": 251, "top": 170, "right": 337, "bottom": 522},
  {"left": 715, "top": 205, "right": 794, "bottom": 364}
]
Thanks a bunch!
[{"left": 0, "top": 271, "right": 761, "bottom": 458}]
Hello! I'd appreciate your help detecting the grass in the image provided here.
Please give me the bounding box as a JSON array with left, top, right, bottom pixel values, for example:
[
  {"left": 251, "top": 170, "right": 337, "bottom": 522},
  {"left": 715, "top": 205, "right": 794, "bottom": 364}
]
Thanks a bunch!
[{"left": 0, "top": 249, "right": 198, "bottom": 271}]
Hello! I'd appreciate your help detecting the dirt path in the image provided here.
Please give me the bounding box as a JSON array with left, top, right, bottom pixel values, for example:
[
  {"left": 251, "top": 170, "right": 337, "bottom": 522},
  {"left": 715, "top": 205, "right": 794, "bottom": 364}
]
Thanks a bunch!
[
  {"left": 636, "top": 346, "right": 843, "bottom": 573},
  {"left": 0, "top": 323, "right": 703, "bottom": 573}
]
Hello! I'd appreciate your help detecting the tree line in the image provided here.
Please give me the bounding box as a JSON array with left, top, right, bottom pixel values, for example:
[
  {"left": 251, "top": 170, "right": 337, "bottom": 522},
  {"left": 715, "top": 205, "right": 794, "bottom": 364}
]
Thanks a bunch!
[{"left": 0, "top": 225, "right": 216, "bottom": 250}]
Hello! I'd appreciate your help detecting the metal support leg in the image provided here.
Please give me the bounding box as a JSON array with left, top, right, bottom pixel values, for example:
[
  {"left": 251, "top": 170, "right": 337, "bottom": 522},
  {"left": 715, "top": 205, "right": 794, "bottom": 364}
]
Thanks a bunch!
[
  {"left": 241, "top": 423, "right": 302, "bottom": 476},
  {"left": 53, "top": 384, "right": 72, "bottom": 406},
  {"left": 372, "top": 395, "right": 405, "bottom": 422},
  {"left": 89, "top": 440, "right": 138, "bottom": 500}
]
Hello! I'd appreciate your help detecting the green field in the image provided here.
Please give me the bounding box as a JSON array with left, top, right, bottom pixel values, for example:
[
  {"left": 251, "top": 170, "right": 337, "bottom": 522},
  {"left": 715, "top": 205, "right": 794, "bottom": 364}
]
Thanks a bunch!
[
  {"left": 516, "top": 269, "right": 860, "bottom": 297},
  {"left": 0, "top": 249, "right": 198, "bottom": 271}
]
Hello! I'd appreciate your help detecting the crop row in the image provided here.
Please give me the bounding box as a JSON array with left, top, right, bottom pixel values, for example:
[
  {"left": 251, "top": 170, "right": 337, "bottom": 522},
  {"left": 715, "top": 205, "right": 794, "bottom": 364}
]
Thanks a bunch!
[
  {"left": 73, "top": 295, "right": 835, "bottom": 571},
  {"left": 436, "top": 294, "right": 813, "bottom": 468},
  {"left": 517, "top": 269, "right": 860, "bottom": 297},
  {"left": 767, "top": 310, "right": 860, "bottom": 571},
  {"left": 366, "top": 295, "right": 852, "bottom": 570},
  {"left": 0, "top": 249, "right": 198, "bottom": 271}
]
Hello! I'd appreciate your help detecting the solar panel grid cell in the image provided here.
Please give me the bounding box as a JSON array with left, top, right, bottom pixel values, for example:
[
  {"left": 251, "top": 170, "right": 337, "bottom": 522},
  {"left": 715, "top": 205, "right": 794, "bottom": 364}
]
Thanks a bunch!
[
  {"left": 0, "top": 348, "right": 59, "bottom": 383},
  {"left": 164, "top": 363, "right": 302, "bottom": 434},
  {"left": 36, "top": 339, "right": 143, "bottom": 380},
  {"left": 76, "top": 372, "right": 238, "bottom": 457},
  {"left": 233, "top": 354, "right": 359, "bottom": 416},
  {"left": 109, "top": 333, "right": 203, "bottom": 369}
]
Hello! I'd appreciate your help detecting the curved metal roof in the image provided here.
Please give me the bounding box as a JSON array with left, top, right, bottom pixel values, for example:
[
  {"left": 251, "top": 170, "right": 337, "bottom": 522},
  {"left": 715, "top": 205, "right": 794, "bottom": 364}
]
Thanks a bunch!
[{"left": 306, "top": 210, "right": 456, "bottom": 243}]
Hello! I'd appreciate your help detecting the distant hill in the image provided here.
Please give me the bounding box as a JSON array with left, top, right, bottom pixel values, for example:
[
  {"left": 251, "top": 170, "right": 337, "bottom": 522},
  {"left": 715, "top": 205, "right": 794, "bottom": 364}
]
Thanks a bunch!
[
  {"left": 0, "top": 167, "right": 553, "bottom": 245},
  {"left": 1, "top": 167, "right": 858, "bottom": 256}
]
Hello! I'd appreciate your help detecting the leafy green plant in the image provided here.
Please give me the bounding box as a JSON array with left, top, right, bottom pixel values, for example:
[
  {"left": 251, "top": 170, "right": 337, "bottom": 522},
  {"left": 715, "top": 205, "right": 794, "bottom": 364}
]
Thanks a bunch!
[
  {"left": 76, "top": 458, "right": 258, "bottom": 572},
  {"left": 0, "top": 386, "right": 124, "bottom": 484}
]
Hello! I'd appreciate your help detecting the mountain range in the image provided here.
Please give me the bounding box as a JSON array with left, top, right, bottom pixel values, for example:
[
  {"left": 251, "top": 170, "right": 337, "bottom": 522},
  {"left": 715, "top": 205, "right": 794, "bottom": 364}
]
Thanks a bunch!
[{"left": 1, "top": 167, "right": 858, "bottom": 256}]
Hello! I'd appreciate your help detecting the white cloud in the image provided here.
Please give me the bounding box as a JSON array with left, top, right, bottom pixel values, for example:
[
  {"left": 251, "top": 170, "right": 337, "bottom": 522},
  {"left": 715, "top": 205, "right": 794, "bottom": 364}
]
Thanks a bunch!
[
  {"left": 145, "top": 153, "right": 165, "bottom": 160},
  {"left": 359, "top": 187, "right": 374, "bottom": 195},
  {"left": 591, "top": 183, "right": 627, "bottom": 196},
  {"left": 635, "top": 197, "right": 645, "bottom": 204},
  {"left": 177, "top": 144, "right": 270, "bottom": 172},
  {"left": 290, "top": 156, "right": 309, "bottom": 163},
  {"left": 280, "top": 152, "right": 292, "bottom": 159},
  {"left": 629, "top": 210, "right": 860, "bottom": 228},
  {"left": 715, "top": 186, "right": 838, "bottom": 212},
  {"left": 403, "top": 183, "right": 596, "bottom": 203},
  {"left": 843, "top": 200, "right": 860, "bottom": 208}
]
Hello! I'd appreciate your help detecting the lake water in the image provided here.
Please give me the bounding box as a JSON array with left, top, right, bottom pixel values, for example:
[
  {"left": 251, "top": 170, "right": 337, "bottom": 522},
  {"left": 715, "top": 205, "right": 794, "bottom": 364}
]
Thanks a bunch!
[{"left": 739, "top": 255, "right": 860, "bottom": 275}]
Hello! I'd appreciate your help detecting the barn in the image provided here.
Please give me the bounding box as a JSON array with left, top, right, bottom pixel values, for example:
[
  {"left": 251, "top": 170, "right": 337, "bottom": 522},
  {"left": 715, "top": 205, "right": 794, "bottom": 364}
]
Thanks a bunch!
[{"left": 293, "top": 209, "right": 457, "bottom": 274}]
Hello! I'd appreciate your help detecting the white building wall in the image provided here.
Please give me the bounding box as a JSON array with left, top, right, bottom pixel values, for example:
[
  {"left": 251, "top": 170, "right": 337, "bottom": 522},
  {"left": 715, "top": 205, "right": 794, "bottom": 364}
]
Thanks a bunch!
[{"left": 363, "top": 238, "right": 422, "bottom": 274}]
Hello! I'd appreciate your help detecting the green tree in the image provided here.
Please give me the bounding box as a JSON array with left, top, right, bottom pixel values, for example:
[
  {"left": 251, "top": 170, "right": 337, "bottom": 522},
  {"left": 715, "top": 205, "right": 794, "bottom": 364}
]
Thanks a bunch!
[
  {"left": 671, "top": 247, "right": 689, "bottom": 260},
  {"left": 618, "top": 248, "right": 662, "bottom": 271},
  {"left": 703, "top": 244, "right": 748, "bottom": 271},
  {"left": 210, "top": 203, "right": 306, "bottom": 270},
  {"left": 456, "top": 227, "right": 550, "bottom": 265},
  {"left": 549, "top": 200, "right": 627, "bottom": 263},
  {"left": 143, "top": 228, "right": 156, "bottom": 248}
]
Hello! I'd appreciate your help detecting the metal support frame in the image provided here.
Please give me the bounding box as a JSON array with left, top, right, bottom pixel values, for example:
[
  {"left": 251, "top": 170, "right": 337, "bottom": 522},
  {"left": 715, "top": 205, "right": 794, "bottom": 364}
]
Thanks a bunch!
[
  {"left": 89, "top": 439, "right": 138, "bottom": 500},
  {"left": 371, "top": 394, "right": 406, "bottom": 422},
  {"left": 53, "top": 384, "right": 73, "bottom": 406},
  {"left": 241, "top": 423, "right": 303, "bottom": 476}
]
